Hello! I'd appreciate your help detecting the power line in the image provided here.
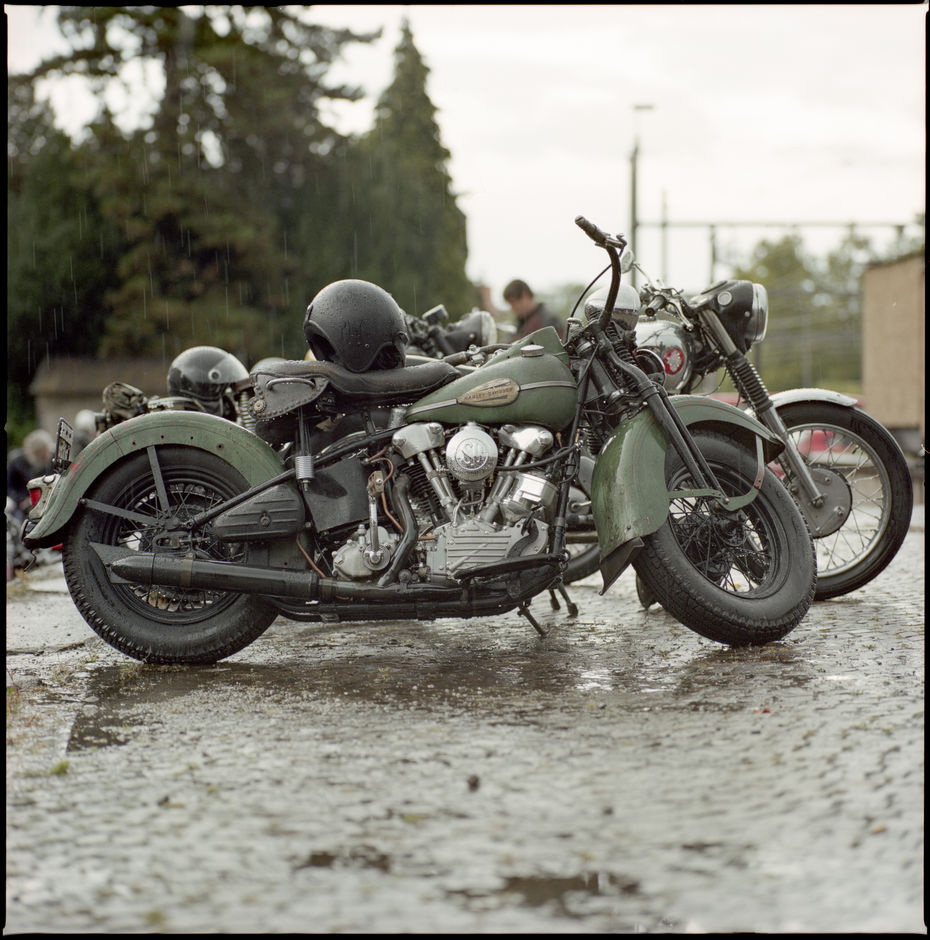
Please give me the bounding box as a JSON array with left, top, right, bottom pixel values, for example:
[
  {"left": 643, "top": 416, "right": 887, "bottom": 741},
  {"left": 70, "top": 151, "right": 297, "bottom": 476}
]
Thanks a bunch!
[
  {"left": 636, "top": 218, "right": 917, "bottom": 284},
  {"left": 638, "top": 220, "right": 910, "bottom": 229}
]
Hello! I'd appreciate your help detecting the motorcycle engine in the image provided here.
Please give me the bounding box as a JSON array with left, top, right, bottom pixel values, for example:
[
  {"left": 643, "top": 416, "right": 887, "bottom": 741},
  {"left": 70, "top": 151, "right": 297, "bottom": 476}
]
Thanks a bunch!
[{"left": 330, "top": 421, "right": 558, "bottom": 581}]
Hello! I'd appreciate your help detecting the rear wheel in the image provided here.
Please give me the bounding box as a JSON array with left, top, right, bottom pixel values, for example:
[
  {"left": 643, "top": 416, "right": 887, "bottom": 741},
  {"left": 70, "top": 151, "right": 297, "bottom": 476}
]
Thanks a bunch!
[
  {"left": 634, "top": 431, "right": 816, "bottom": 646},
  {"left": 63, "top": 446, "right": 277, "bottom": 664},
  {"left": 773, "top": 402, "right": 913, "bottom": 600}
]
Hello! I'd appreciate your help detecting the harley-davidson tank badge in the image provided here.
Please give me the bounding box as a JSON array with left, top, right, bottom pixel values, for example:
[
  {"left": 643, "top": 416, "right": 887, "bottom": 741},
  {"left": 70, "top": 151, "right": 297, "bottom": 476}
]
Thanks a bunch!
[{"left": 456, "top": 378, "right": 520, "bottom": 407}]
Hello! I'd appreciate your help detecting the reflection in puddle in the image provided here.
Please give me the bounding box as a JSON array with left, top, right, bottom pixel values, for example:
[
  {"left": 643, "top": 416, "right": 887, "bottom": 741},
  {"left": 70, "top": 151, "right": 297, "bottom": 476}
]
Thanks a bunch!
[
  {"left": 65, "top": 627, "right": 817, "bottom": 753},
  {"left": 575, "top": 668, "right": 614, "bottom": 692}
]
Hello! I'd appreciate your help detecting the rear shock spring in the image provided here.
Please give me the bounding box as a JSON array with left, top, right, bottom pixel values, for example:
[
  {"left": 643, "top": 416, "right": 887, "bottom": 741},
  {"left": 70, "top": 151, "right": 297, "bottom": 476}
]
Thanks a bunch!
[{"left": 238, "top": 391, "right": 257, "bottom": 431}]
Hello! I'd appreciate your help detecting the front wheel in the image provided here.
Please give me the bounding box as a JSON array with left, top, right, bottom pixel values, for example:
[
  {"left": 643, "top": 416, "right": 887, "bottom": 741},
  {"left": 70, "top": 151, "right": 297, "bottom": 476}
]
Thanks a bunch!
[
  {"left": 772, "top": 402, "right": 913, "bottom": 600},
  {"left": 63, "top": 446, "right": 278, "bottom": 664},
  {"left": 634, "top": 431, "right": 816, "bottom": 646}
]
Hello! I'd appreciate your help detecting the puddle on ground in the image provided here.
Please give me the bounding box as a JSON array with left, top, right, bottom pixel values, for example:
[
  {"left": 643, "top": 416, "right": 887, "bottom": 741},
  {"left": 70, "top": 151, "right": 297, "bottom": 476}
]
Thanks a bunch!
[
  {"left": 65, "top": 634, "right": 816, "bottom": 755},
  {"left": 294, "top": 846, "right": 392, "bottom": 873},
  {"left": 446, "top": 870, "right": 666, "bottom": 928}
]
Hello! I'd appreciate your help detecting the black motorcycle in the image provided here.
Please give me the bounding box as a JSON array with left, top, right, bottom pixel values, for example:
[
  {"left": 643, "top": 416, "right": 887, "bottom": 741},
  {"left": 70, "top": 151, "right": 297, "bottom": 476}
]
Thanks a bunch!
[{"left": 23, "top": 217, "right": 816, "bottom": 665}]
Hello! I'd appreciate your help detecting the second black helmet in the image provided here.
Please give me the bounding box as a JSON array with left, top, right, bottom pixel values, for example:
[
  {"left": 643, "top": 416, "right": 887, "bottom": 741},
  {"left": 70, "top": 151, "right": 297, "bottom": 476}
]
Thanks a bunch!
[
  {"left": 166, "top": 346, "right": 249, "bottom": 418},
  {"left": 303, "top": 279, "right": 409, "bottom": 373}
]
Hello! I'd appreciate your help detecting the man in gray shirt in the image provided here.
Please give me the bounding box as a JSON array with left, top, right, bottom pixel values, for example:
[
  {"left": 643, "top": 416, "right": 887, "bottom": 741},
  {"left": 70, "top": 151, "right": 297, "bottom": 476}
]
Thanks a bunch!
[{"left": 503, "top": 279, "right": 565, "bottom": 340}]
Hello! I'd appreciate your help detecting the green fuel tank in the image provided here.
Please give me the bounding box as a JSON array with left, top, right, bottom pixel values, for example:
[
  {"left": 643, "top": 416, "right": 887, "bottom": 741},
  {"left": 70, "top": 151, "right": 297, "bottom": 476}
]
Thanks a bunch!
[{"left": 404, "top": 328, "right": 577, "bottom": 431}]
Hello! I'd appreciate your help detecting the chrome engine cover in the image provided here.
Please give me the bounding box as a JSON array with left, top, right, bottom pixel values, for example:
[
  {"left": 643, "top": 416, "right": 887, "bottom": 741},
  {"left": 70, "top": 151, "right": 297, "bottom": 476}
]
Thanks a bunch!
[
  {"left": 499, "top": 472, "right": 558, "bottom": 523},
  {"left": 332, "top": 526, "right": 400, "bottom": 579},
  {"left": 424, "top": 516, "right": 548, "bottom": 578},
  {"left": 445, "top": 424, "right": 498, "bottom": 482}
]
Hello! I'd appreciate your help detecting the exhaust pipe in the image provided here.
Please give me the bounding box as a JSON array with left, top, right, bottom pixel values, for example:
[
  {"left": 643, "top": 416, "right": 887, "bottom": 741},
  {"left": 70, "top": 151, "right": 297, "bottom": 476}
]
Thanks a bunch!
[{"left": 93, "top": 542, "right": 454, "bottom": 603}]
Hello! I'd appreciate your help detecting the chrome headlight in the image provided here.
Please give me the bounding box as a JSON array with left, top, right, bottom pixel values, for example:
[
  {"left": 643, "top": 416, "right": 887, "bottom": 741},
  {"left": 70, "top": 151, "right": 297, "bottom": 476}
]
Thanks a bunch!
[{"left": 747, "top": 283, "right": 769, "bottom": 346}]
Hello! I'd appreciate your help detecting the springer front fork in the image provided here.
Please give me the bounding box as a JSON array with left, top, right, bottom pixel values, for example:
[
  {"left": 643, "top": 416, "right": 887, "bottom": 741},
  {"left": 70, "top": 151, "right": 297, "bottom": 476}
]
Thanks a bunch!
[{"left": 706, "top": 314, "right": 852, "bottom": 538}]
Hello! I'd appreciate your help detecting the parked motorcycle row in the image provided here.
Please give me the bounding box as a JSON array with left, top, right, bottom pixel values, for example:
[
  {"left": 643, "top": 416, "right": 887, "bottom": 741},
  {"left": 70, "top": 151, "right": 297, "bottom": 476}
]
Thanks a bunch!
[{"left": 20, "top": 216, "right": 912, "bottom": 666}]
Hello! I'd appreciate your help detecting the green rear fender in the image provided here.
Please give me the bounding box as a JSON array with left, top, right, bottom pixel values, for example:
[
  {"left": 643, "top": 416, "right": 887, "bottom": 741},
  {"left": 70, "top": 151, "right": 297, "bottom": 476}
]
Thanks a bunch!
[
  {"left": 590, "top": 395, "right": 784, "bottom": 588},
  {"left": 24, "top": 411, "right": 286, "bottom": 547}
]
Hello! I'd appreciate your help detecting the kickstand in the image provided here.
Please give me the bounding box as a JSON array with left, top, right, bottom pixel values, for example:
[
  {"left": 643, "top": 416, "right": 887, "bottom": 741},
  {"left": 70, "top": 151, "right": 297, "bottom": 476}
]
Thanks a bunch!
[
  {"left": 518, "top": 603, "right": 549, "bottom": 638},
  {"left": 548, "top": 584, "right": 579, "bottom": 618}
]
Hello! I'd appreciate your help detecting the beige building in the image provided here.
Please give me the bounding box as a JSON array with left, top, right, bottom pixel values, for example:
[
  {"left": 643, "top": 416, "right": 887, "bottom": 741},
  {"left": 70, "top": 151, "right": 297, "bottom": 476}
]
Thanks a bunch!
[
  {"left": 861, "top": 252, "right": 924, "bottom": 456},
  {"left": 28, "top": 358, "right": 169, "bottom": 436}
]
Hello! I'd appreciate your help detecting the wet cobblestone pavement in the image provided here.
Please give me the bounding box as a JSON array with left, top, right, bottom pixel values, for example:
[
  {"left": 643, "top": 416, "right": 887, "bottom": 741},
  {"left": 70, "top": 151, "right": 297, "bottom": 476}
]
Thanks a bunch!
[{"left": 5, "top": 507, "right": 924, "bottom": 933}]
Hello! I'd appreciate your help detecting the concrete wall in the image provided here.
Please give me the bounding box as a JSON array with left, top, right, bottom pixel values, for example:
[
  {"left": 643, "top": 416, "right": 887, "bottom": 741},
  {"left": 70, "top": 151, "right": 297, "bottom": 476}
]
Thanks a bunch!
[
  {"left": 28, "top": 358, "right": 170, "bottom": 437},
  {"left": 862, "top": 254, "right": 924, "bottom": 452}
]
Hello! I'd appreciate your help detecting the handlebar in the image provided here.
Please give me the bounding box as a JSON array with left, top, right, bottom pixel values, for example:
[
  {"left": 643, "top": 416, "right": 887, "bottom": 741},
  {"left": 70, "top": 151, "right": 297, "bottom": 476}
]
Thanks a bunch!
[
  {"left": 574, "top": 216, "right": 628, "bottom": 251},
  {"left": 575, "top": 216, "right": 629, "bottom": 331}
]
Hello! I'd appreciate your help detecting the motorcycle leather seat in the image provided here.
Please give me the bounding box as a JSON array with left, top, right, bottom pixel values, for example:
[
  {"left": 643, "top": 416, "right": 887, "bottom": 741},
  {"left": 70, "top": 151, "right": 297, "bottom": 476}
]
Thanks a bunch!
[{"left": 250, "top": 358, "right": 460, "bottom": 412}]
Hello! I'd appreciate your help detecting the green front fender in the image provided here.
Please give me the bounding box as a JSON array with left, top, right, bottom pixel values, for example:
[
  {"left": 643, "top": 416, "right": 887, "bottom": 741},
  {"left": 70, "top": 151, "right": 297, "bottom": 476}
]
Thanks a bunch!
[
  {"left": 590, "top": 395, "right": 784, "bottom": 588},
  {"left": 24, "top": 411, "right": 286, "bottom": 547}
]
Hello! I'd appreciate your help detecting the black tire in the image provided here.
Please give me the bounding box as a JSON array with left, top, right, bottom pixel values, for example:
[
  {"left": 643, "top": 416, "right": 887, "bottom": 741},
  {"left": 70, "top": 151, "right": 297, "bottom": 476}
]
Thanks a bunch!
[
  {"left": 635, "top": 573, "right": 656, "bottom": 609},
  {"left": 63, "top": 446, "right": 277, "bottom": 664},
  {"left": 633, "top": 431, "right": 816, "bottom": 646},
  {"left": 773, "top": 402, "right": 914, "bottom": 600},
  {"left": 564, "top": 541, "right": 600, "bottom": 583}
]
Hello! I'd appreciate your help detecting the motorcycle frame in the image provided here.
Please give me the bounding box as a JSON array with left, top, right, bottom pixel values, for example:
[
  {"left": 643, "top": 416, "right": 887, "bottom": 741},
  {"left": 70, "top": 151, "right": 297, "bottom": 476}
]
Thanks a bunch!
[{"left": 24, "top": 229, "right": 789, "bottom": 614}]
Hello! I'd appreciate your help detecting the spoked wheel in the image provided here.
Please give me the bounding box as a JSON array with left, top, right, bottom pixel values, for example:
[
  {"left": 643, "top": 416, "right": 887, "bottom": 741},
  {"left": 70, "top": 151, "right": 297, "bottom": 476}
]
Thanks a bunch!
[
  {"left": 63, "top": 446, "right": 277, "bottom": 664},
  {"left": 772, "top": 402, "right": 913, "bottom": 600},
  {"left": 634, "top": 431, "right": 816, "bottom": 646}
]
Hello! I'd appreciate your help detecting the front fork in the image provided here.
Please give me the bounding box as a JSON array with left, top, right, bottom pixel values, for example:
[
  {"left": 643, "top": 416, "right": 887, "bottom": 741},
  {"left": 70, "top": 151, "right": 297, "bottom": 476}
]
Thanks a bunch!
[
  {"left": 598, "top": 336, "right": 761, "bottom": 511},
  {"left": 750, "top": 401, "right": 851, "bottom": 537},
  {"left": 704, "top": 312, "right": 852, "bottom": 537}
]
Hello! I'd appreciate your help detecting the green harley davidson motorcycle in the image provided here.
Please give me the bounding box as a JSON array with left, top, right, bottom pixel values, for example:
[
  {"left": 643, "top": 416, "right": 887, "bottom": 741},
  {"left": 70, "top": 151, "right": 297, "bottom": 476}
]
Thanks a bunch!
[{"left": 23, "top": 217, "right": 816, "bottom": 665}]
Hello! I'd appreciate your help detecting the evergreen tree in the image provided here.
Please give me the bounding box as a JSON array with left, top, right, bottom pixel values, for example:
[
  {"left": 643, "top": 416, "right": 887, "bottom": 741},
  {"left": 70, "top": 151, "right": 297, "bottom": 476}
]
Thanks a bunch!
[
  {"left": 7, "top": 77, "right": 123, "bottom": 436},
  {"left": 342, "top": 19, "right": 475, "bottom": 318}
]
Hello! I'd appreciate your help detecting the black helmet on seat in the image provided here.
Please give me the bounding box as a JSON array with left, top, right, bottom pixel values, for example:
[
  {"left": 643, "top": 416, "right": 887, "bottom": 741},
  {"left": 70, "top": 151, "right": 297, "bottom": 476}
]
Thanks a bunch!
[
  {"left": 166, "top": 346, "right": 249, "bottom": 418},
  {"left": 303, "top": 279, "right": 409, "bottom": 373}
]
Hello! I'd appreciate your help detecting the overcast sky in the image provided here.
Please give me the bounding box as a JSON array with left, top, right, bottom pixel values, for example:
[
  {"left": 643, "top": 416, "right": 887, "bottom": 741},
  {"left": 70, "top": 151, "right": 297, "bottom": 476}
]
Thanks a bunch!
[{"left": 6, "top": 3, "right": 926, "bottom": 305}]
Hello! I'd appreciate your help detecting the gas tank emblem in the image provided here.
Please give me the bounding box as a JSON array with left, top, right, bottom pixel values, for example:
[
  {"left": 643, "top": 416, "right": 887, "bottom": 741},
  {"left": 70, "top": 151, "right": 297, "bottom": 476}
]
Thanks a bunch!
[{"left": 456, "top": 378, "right": 520, "bottom": 407}]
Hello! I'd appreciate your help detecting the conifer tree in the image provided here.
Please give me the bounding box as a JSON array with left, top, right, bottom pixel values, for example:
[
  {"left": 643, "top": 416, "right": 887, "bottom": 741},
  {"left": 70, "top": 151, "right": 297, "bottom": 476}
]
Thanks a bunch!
[
  {"left": 6, "top": 77, "right": 122, "bottom": 434},
  {"left": 342, "top": 19, "right": 475, "bottom": 318}
]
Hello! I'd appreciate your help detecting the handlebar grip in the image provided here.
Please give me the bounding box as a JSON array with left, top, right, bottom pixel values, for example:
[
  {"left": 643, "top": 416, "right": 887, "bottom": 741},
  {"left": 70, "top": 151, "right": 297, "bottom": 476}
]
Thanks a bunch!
[{"left": 574, "top": 215, "right": 609, "bottom": 246}]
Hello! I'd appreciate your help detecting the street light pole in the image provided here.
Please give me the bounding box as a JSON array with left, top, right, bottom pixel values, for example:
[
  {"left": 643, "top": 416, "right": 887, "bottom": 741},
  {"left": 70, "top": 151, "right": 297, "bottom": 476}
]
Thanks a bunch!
[{"left": 630, "top": 104, "right": 654, "bottom": 288}]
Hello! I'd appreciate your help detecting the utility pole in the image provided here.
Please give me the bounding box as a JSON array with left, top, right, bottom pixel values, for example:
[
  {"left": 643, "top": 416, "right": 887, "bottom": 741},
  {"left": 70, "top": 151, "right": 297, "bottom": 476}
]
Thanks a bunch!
[{"left": 629, "top": 104, "right": 654, "bottom": 288}]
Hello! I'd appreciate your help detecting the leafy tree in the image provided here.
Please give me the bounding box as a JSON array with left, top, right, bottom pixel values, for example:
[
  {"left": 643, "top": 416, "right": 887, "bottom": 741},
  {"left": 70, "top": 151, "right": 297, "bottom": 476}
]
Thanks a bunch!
[
  {"left": 340, "top": 19, "right": 475, "bottom": 318},
  {"left": 13, "top": 6, "right": 379, "bottom": 364},
  {"left": 731, "top": 233, "right": 874, "bottom": 392}
]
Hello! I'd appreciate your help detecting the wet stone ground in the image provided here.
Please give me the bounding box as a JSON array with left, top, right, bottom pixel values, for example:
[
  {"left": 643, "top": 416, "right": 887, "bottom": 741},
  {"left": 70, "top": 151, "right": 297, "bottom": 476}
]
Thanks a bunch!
[{"left": 5, "top": 509, "right": 925, "bottom": 934}]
